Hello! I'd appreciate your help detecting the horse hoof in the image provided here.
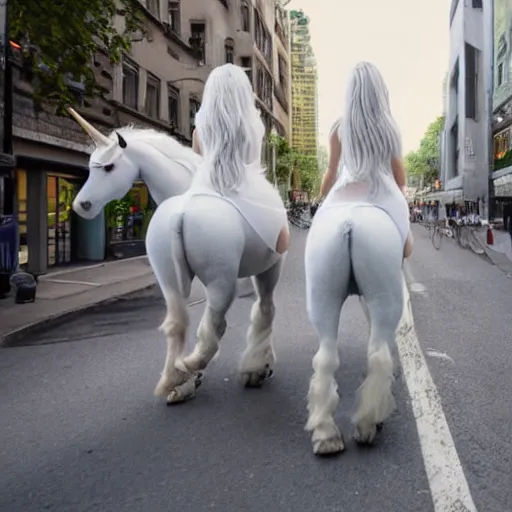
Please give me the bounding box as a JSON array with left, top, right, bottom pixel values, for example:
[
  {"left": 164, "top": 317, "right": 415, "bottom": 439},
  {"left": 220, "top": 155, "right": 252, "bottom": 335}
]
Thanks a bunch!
[
  {"left": 313, "top": 435, "right": 346, "bottom": 456},
  {"left": 166, "top": 376, "right": 199, "bottom": 405},
  {"left": 353, "top": 424, "right": 378, "bottom": 445},
  {"left": 241, "top": 365, "right": 274, "bottom": 388}
]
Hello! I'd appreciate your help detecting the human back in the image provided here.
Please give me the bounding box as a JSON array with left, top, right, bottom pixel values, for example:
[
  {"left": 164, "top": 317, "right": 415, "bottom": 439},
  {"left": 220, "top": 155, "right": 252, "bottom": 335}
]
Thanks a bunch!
[
  {"left": 318, "top": 61, "right": 410, "bottom": 249},
  {"left": 190, "top": 63, "right": 289, "bottom": 254}
]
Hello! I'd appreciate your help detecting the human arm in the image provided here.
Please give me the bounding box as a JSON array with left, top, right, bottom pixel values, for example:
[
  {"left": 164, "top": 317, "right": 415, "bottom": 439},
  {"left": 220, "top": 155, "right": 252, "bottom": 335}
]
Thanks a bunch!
[
  {"left": 318, "top": 128, "right": 342, "bottom": 200},
  {"left": 192, "top": 129, "right": 201, "bottom": 155},
  {"left": 391, "top": 156, "right": 407, "bottom": 195}
]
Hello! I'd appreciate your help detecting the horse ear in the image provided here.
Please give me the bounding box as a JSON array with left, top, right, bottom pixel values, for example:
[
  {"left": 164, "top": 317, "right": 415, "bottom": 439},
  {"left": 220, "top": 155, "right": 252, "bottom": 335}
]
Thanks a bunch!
[{"left": 116, "top": 132, "right": 127, "bottom": 148}]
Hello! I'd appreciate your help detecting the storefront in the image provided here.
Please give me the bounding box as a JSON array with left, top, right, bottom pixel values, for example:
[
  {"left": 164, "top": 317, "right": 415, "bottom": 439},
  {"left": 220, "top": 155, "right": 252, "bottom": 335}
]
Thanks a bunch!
[{"left": 15, "top": 158, "right": 88, "bottom": 274}]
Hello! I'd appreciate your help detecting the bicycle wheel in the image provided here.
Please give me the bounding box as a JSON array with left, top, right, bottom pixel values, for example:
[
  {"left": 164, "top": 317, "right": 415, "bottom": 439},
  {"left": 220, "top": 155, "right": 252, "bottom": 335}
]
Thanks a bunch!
[
  {"left": 431, "top": 226, "right": 442, "bottom": 250},
  {"left": 458, "top": 226, "right": 470, "bottom": 249}
]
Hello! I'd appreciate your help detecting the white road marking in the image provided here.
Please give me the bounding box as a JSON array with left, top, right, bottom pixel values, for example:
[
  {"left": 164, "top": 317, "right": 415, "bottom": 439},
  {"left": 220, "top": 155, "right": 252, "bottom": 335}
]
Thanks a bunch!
[
  {"left": 425, "top": 349, "right": 455, "bottom": 365},
  {"left": 403, "top": 259, "right": 427, "bottom": 293},
  {"left": 44, "top": 279, "right": 101, "bottom": 287},
  {"left": 396, "top": 277, "right": 477, "bottom": 512}
]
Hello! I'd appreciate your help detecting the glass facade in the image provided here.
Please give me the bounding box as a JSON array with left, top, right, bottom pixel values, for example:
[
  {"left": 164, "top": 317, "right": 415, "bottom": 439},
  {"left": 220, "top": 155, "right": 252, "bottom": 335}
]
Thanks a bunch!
[
  {"left": 47, "top": 175, "right": 81, "bottom": 266},
  {"left": 17, "top": 169, "right": 28, "bottom": 267}
]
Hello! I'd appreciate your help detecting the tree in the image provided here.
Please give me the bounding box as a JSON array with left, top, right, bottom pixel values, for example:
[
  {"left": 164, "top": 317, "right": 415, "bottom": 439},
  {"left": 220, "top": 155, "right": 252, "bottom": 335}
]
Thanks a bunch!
[
  {"left": 266, "top": 133, "right": 321, "bottom": 195},
  {"left": 9, "top": 0, "right": 144, "bottom": 110},
  {"left": 405, "top": 115, "right": 445, "bottom": 184}
]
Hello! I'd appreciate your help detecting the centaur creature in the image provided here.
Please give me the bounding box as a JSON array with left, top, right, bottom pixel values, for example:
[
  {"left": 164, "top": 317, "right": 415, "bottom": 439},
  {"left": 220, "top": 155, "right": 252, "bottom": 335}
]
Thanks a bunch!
[
  {"left": 145, "top": 64, "right": 289, "bottom": 402},
  {"left": 305, "top": 62, "right": 410, "bottom": 455},
  {"left": 67, "top": 107, "right": 255, "bottom": 297}
]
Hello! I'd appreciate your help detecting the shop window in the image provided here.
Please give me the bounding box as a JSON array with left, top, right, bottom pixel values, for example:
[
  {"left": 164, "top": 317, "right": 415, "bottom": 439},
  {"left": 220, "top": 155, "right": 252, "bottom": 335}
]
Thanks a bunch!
[
  {"left": 105, "top": 183, "right": 152, "bottom": 243},
  {"left": 17, "top": 169, "right": 28, "bottom": 267},
  {"left": 47, "top": 175, "right": 81, "bottom": 266}
]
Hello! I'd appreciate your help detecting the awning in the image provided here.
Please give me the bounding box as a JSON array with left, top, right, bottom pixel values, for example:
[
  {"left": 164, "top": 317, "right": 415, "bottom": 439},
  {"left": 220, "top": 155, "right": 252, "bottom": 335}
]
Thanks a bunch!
[{"left": 424, "top": 188, "right": 464, "bottom": 204}]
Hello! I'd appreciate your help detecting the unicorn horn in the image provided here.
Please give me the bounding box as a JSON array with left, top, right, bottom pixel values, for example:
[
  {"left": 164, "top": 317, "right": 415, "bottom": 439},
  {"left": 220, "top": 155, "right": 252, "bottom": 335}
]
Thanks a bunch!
[{"left": 67, "top": 107, "right": 110, "bottom": 147}]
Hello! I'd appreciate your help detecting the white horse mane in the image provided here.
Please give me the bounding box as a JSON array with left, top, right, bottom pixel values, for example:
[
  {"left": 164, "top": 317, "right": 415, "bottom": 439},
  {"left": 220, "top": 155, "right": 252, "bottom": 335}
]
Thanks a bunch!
[{"left": 92, "top": 124, "right": 200, "bottom": 174}]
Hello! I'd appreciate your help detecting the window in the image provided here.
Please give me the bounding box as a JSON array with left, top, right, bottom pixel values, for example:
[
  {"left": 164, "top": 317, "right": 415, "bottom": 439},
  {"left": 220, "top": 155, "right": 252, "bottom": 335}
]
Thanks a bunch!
[
  {"left": 254, "top": 11, "right": 272, "bottom": 65},
  {"left": 147, "top": 0, "right": 159, "bottom": 17},
  {"left": 189, "top": 98, "right": 201, "bottom": 137},
  {"left": 241, "top": 56, "right": 252, "bottom": 85},
  {"left": 494, "top": 130, "right": 510, "bottom": 159},
  {"left": 190, "top": 23, "right": 206, "bottom": 65},
  {"left": 498, "top": 62, "right": 504, "bottom": 86},
  {"left": 122, "top": 59, "right": 139, "bottom": 110},
  {"left": 225, "top": 38, "right": 235, "bottom": 64},
  {"left": 255, "top": 59, "right": 272, "bottom": 110},
  {"left": 450, "top": 120, "right": 459, "bottom": 177},
  {"left": 168, "top": 85, "right": 180, "bottom": 129},
  {"left": 278, "top": 54, "right": 287, "bottom": 89},
  {"left": 241, "top": 1, "right": 250, "bottom": 32},
  {"left": 472, "top": 0, "right": 482, "bottom": 8},
  {"left": 465, "top": 43, "right": 478, "bottom": 120},
  {"left": 145, "top": 72, "right": 161, "bottom": 119},
  {"left": 168, "top": 1, "right": 180, "bottom": 33}
]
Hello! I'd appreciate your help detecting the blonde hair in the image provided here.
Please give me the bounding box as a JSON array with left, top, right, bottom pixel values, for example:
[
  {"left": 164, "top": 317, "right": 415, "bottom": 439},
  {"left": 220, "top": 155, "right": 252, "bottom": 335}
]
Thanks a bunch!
[
  {"left": 340, "top": 62, "right": 402, "bottom": 185},
  {"left": 195, "top": 64, "right": 265, "bottom": 194}
]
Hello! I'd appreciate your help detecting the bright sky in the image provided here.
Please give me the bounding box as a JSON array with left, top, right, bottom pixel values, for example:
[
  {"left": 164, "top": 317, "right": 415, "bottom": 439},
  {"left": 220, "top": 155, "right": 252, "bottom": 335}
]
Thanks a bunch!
[{"left": 288, "top": 0, "right": 451, "bottom": 153}]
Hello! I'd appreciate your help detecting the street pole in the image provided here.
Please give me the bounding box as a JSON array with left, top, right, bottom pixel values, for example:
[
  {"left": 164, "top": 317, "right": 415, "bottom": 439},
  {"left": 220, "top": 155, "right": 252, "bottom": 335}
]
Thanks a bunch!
[
  {"left": 0, "top": 0, "right": 17, "bottom": 297},
  {"left": 486, "top": 0, "right": 495, "bottom": 222}
]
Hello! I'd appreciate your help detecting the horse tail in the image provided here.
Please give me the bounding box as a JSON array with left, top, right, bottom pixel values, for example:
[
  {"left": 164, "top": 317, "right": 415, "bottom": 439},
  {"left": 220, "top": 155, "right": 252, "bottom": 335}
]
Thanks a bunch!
[{"left": 170, "top": 212, "right": 193, "bottom": 299}]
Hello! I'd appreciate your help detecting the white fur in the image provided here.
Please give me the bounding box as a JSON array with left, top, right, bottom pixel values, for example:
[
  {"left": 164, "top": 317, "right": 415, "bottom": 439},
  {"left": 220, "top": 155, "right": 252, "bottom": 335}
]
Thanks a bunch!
[{"left": 305, "top": 205, "right": 403, "bottom": 455}]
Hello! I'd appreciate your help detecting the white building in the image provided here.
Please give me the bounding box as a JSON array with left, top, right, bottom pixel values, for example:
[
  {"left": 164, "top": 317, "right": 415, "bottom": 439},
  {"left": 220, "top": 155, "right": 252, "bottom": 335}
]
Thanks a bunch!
[{"left": 440, "top": 0, "right": 492, "bottom": 213}]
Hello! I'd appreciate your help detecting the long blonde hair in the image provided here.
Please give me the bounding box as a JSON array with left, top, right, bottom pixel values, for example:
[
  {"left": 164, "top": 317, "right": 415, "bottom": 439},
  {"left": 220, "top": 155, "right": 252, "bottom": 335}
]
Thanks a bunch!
[
  {"left": 340, "top": 62, "right": 402, "bottom": 185},
  {"left": 195, "top": 64, "right": 265, "bottom": 194}
]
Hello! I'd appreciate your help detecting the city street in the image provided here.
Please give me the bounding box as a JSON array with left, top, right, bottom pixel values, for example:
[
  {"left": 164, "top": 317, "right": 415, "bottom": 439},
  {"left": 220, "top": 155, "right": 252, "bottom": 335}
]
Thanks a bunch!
[{"left": 1, "top": 225, "right": 511, "bottom": 512}]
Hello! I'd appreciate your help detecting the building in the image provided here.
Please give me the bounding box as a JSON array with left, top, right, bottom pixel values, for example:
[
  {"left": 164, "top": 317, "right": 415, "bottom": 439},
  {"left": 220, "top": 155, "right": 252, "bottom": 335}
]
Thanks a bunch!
[
  {"left": 491, "top": 0, "right": 512, "bottom": 225},
  {"left": 289, "top": 10, "right": 318, "bottom": 160},
  {"left": 439, "top": 0, "right": 490, "bottom": 214},
  {"left": 6, "top": 0, "right": 291, "bottom": 276}
]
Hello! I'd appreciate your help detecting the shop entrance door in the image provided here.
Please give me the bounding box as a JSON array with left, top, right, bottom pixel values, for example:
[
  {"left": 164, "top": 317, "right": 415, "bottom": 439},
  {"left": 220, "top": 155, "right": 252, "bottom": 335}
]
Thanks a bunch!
[{"left": 47, "top": 175, "right": 81, "bottom": 266}]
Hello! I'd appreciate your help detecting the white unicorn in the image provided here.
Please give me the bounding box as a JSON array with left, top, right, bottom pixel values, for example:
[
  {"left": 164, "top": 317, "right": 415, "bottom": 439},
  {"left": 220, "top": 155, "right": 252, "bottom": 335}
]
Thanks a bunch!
[
  {"left": 142, "top": 64, "right": 289, "bottom": 402},
  {"left": 305, "top": 62, "right": 408, "bottom": 455},
  {"left": 68, "top": 108, "right": 255, "bottom": 297}
]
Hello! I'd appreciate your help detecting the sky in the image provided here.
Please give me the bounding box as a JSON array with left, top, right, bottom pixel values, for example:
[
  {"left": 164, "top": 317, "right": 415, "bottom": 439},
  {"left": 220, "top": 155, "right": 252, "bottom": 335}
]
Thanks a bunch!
[{"left": 288, "top": 0, "right": 451, "bottom": 153}]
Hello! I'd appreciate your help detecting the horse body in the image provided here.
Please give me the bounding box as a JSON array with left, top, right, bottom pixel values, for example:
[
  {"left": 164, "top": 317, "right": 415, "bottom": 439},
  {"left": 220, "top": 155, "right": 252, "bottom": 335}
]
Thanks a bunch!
[
  {"left": 67, "top": 111, "right": 254, "bottom": 297},
  {"left": 146, "top": 193, "right": 284, "bottom": 402},
  {"left": 304, "top": 203, "right": 404, "bottom": 455}
]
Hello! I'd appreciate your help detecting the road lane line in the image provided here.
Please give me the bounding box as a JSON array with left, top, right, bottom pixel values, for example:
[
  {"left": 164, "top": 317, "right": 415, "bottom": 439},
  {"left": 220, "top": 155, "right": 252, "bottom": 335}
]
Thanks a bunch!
[
  {"left": 396, "top": 278, "right": 477, "bottom": 512},
  {"left": 403, "top": 259, "right": 427, "bottom": 293}
]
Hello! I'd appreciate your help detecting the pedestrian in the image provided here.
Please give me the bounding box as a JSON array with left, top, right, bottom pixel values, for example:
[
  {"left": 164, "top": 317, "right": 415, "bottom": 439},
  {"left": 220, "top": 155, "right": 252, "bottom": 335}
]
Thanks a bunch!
[{"left": 315, "top": 61, "right": 413, "bottom": 259}]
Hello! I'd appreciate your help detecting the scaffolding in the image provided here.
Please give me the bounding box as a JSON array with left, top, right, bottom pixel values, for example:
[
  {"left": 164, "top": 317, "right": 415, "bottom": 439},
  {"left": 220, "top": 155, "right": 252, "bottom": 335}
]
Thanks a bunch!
[{"left": 290, "top": 10, "right": 318, "bottom": 159}]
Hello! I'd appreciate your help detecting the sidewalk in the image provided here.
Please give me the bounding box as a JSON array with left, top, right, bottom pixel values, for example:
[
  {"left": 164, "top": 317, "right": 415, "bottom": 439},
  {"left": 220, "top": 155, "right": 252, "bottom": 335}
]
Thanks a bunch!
[
  {"left": 472, "top": 228, "right": 512, "bottom": 276},
  {"left": 0, "top": 256, "right": 157, "bottom": 347}
]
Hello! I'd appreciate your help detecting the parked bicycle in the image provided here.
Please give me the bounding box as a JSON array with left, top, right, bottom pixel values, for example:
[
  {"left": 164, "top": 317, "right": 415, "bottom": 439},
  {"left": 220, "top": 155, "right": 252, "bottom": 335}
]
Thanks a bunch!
[
  {"left": 431, "top": 223, "right": 454, "bottom": 250},
  {"left": 287, "top": 202, "right": 313, "bottom": 229}
]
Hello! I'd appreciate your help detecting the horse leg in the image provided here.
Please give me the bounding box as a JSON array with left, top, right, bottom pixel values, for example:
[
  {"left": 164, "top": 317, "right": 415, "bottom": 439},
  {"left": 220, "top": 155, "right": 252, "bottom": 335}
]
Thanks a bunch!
[
  {"left": 239, "top": 258, "right": 284, "bottom": 387},
  {"left": 305, "top": 231, "right": 351, "bottom": 455},
  {"left": 351, "top": 232, "right": 404, "bottom": 444},
  {"left": 175, "top": 279, "right": 237, "bottom": 395}
]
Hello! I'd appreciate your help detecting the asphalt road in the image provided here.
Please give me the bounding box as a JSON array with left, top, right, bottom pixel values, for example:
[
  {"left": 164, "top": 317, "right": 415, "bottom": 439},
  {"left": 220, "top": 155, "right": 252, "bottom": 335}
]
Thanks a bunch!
[{"left": 1, "top": 225, "right": 511, "bottom": 512}]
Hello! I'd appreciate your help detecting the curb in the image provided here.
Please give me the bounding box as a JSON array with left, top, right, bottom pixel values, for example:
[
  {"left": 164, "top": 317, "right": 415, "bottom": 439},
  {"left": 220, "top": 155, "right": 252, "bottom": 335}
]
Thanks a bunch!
[{"left": 0, "top": 282, "right": 157, "bottom": 348}]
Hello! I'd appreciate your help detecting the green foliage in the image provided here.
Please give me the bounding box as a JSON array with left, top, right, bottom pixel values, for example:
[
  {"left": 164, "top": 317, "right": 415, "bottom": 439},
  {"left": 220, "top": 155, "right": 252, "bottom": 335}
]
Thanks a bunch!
[
  {"left": 405, "top": 115, "right": 445, "bottom": 183},
  {"left": 266, "top": 133, "right": 320, "bottom": 195},
  {"left": 494, "top": 149, "right": 512, "bottom": 171},
  {"left": 9, "top": 0, "right": 144, "bottom": 110}
]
